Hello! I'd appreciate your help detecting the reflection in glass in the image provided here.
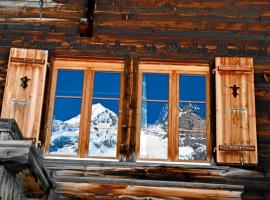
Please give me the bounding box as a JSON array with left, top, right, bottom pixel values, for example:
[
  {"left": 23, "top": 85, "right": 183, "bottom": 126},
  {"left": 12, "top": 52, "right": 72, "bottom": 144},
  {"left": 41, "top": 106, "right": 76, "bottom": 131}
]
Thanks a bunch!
[
  {"left": 88, "top": 101, "right": 119, "bottom": 157},
  {"left": 179, "top": 75, "right": 206, "bottom": 101},
  {"left": 89, "top": 71, "right": 121, "bottom": 157},
  {"left": 178, "top": 103, "right": 207, "bottom": 160},
  {"left": 56, "top": 70, "right": 84, "bottom": 96},
  {"left": 142, "top": 74, "right": 169, "bottom": 100},
  {"left": 179, "top": 132, "right": 207, "bottom": 160},
  {"left": 93, "top": 72, "right": 120, "bottom": 98},
  {"left": 49, "top": 98, "right": 82, "bottom": 155},
  {"left": 140, "top": 102, "right": 168, "bottom": 159}
]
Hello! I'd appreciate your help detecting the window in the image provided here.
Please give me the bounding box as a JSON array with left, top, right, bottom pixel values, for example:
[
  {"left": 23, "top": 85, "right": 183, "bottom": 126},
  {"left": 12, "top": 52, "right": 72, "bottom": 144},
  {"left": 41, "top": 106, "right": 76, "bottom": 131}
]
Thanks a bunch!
[
  {"left": 45, "top": 59, "right": 124, "bottom": 158},
  {"left": 45, "top": 59, "right": 211, "bottom": 163},
  {"left": 136, "top": 63, "right": 211, "bottom": 162}
]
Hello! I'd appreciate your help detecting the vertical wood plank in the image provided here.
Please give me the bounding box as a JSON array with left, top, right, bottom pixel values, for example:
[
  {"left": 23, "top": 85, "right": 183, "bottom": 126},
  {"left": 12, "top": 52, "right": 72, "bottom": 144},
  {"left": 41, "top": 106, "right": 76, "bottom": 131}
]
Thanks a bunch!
[
  {"left": 1, "top": 48, "right": 48, "bottom": 142},
  {"left": 135, "top": 70, "right": 143, "bottom": 160},
  {"left": 44, "top": 68, "right": 58, "bottom": 154},
  {"left": 78, "top": 70, "right": 91, "bottom": 157},
  {"left": 127, "top": 59, "right": 139, "bottom": 161},
  {"left": 216, "top": 57, "right": 257, "bottom": 165}
]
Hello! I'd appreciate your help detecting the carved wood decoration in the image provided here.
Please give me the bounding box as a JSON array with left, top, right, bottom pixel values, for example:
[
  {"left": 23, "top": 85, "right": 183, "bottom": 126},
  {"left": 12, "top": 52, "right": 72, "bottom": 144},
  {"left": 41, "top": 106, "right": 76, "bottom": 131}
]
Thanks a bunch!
[
  {"left": 216, "top": 57, "right": 257, "bottom": 165},
  {"left": 1, "top": 48, "right": 48, "bottom": 142}
]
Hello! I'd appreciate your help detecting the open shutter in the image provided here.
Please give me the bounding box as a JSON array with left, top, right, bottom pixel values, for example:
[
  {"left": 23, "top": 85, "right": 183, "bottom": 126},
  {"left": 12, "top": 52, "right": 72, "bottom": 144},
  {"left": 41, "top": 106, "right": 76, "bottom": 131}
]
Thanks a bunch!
[
  {"left": 216, "top": 57, "right": 257, "bottom": 165},
  {"left": 1, "top": 48, "right": 48, "bottom": 142}
]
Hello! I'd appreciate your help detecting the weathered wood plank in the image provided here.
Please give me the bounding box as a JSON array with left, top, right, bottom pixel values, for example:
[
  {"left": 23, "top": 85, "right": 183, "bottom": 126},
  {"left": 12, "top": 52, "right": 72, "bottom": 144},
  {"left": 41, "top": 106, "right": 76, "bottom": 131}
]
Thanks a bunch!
[
  {"left": 0, "top": 166, "right": 25, "bottom": 200},
  {"left": 55, "top": 182, "right": 243, "bottom": 200},
  {"left": 1, "top": 48, "right": 48, "bottom": 141},
  {"left": 0, "top": 0, "right": 270, "bottom": 199}
]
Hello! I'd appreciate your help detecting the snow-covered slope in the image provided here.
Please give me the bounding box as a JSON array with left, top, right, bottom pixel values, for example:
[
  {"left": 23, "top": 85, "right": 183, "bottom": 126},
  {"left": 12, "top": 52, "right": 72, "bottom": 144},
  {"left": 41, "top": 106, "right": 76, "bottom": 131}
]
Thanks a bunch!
[
  {"left": 140, "top": 103, "right": 207, "bottom": 160},
  {"left": 50, "top": 102, "right": 207, "bottom": 160},
  {"left": 49, "top": 103, "right": 118, "bottom": 156}
]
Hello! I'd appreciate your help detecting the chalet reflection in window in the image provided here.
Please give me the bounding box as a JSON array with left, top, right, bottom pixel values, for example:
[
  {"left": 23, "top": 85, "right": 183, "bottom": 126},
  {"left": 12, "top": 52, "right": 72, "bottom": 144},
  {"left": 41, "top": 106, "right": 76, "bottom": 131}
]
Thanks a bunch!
[
  {"left": 45, "top": 59, "right": 124, "bottom": 158},
  {"left": 137, "top": 63, "right": 210, "bottom": 162}
]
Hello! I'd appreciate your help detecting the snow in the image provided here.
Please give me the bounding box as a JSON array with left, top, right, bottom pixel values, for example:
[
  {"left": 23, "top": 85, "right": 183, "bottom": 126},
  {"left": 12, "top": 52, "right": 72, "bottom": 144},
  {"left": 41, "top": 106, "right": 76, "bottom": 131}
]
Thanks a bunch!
[
  {"left": 91, "top": 103, "right": 107, "bottom": 119},
  {"left": 179, "top": 146, "right": 194, "bottom": 160},
  {"left": 65, "top": 114, "right": 81, "bottom": 125},
  {"left": 49, "top": 103, "right": 118, "bottom": 157},
  {"left": 49, "top": 102, "right": 207, "bottom": 161},
  {"left": 140, "top": 132, "right": 168, "bottom": 159}
]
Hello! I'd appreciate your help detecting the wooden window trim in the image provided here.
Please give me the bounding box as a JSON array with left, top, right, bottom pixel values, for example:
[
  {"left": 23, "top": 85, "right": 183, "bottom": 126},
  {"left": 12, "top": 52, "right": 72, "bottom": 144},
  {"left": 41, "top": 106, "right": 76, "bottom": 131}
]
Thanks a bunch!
[
  {"left": 44, "top": 58, "right": 125, "bottom": 159},
  {"left": 136, "top": 62, "right": 211, "bottom": 163}
]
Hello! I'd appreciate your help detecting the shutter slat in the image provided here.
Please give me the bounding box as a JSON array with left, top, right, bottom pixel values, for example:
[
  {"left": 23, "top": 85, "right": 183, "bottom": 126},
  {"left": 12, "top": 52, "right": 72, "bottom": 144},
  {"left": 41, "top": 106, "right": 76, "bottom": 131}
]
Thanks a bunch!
[
  {"left": 1, "top": 48, "right": 48, "bottom": 142},
  {"left": 216, "top": 57, "right": 257, "bottom": 165}
]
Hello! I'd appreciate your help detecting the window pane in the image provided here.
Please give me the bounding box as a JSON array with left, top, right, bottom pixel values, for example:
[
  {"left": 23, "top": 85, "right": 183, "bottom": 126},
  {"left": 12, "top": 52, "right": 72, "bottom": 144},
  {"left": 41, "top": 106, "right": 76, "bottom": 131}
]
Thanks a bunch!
[
  {"left": 179, "top": 103, "right": 207, "bottom": 160},
  {"left": 142, "top": 74, "right": 169, "bottom": 100},
  {"left": 89, "top": 99, "right": 119, "bottom": 157},
  {"left": 93, "top": 72, "right": 120, "bottom": 98},
  {"left": 179, "top": 132, "right": 207, "bottom": 160},
  {"left": 179, "top": 75, "right": 206, "bottom": 101},
  {"left": 140, "top": 102, "right": 168, "bottom": 159},
  {"left": 179, "top": 103, "right": 206, "bottom": 131},
  {"left": 56, "top": 70, "right": 84, "bottom": 96},
  {"left": 49, "top": 98, "right": 82, "bottom": 155}
]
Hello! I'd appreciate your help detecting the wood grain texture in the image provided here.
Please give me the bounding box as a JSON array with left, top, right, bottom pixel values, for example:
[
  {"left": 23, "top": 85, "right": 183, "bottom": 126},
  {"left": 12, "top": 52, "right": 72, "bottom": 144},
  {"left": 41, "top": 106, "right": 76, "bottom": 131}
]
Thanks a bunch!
[
  {"left": 0, "top": 119, "right": 52, "bottom": 199},
  {"left": 0, "top": 166, "right": 25, "bottom": 200},
  {"left": 54, "top": 182, "right": 243, "bottom": 200},
  {"left": 216, "top": 57, "right": 257, "bottom": 165},
  {"left": 0, "top": 0, "right": 270, "bottom": 199},
  {"left": 1, "top": 48, "right": 48, "bottom": 142}
]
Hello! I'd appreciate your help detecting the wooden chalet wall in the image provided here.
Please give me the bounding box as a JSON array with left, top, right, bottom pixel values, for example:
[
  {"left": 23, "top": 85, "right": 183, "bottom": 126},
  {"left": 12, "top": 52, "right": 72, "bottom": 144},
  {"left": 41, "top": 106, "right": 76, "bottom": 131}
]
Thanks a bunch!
[{"left": 0, "top": 0, "right": 270, "bottom": 199}]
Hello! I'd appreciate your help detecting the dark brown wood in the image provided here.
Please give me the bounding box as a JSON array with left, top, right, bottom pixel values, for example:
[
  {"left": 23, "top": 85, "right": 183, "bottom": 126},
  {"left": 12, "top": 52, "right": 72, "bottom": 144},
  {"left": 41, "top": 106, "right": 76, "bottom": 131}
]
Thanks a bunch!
[
  {"left": 10, "top": 57, "right": 45, "bottom": 65},
  {"left": 219, "top": 145, "right": 256, "bottom": 152},
  {"left": 0, "top": 0, "right": 270, "bottom": 199}
]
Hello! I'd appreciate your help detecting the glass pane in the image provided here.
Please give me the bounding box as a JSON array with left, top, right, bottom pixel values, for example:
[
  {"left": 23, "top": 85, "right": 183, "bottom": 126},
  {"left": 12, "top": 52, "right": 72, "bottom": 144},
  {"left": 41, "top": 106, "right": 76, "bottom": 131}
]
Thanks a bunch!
[
  {"left": 89, "top": 99, "right": 119, "bottom": 157},
  {"left": 179, "top": 75, "right": 206, "bottom": 101},
  {"left": 93, "top": 72, "right": 120, "bottom": 98},
  {"left": 142, "top": 73, "right": 169, "bottom": 100},
  {"left": 179, "top": 103, "right": 206, "bottom": 131},
  {"left": 49, "top": 98, "right": 82, "bottom": 155},
  {"left": 56, "top": 70, "right": 84, "bottom": 96},
  {"left": 179, "top": 102, "right": 207, "bottom": 160},
  {"left": 179, "top": 132, "right": 207, "bottom": 160},
  {"left": 140, "top": 102, "right": 168, "bottom": 159}
]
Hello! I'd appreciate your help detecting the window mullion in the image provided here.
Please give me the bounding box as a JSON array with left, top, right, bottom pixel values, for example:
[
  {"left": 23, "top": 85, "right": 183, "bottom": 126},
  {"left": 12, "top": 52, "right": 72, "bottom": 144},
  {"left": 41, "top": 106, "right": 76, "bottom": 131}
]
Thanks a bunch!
[
  {"left": 168, "top": 72, "right": 178, "bottom": 161},
  {"left": 78, "top": 70, "right": 93, "bottom": 157},
  {"left": 135, "top": 72, "right": 143, "bottom": 159},
  {"left": 175, "top": 72, "right": 180, "bottom": 161}
]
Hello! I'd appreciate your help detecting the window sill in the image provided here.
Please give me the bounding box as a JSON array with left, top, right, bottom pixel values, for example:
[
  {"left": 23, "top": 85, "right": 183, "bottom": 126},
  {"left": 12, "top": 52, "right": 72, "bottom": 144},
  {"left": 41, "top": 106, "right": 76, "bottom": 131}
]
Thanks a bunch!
[{"left": 44, "top": 156, "right": 225, "bottom": 170}]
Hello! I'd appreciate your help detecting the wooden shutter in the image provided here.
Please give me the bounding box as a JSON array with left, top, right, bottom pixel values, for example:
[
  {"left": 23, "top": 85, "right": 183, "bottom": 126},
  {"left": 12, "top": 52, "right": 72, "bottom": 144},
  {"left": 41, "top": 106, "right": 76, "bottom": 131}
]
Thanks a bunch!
[
  {"left": 1, "top": 48, "right": 48, "bottom": 142},
  {"left": 216, "top": 57, "right": 257, "bottom": 165}
]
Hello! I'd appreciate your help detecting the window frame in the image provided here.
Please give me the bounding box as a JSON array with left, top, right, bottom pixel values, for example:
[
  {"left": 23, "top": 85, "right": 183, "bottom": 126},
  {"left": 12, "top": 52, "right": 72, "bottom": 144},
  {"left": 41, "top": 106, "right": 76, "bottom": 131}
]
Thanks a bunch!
[
  {"left": 44, "top": 58, "right": 125, "bottom": 158},
  {"left": 135, "top": 62, "right": 212, "bottom": 163}
]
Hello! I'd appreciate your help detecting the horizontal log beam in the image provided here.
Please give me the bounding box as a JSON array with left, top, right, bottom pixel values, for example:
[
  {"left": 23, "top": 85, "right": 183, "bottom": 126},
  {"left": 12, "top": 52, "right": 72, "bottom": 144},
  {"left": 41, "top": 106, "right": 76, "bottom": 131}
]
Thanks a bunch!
[
  {"left": 53, "top": 176, "right": 244, "bottom": 191},
  {"left": 54, "top": 182, "right": 243, "bottom": 200}
]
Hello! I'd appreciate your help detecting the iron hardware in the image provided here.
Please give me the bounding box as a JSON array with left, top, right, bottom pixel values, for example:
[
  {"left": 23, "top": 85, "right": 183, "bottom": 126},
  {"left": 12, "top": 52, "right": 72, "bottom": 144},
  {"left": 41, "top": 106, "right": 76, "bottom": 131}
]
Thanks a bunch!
[
  {"left": 230, "top": 84, "right": 240, "bottom": 97},
  {"left": 20, "top": 76, "right": 31, "bottom": 89}
]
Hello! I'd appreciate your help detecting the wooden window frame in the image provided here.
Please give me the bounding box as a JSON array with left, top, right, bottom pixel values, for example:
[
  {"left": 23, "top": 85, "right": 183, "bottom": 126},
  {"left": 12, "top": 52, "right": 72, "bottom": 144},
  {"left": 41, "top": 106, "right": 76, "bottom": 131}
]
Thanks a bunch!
[
  {"left": 135, "top": 62, "right": 212, "bottom": 163},
  {"left": 44, "top": 58, "right": 125, "bottom": 158}
]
